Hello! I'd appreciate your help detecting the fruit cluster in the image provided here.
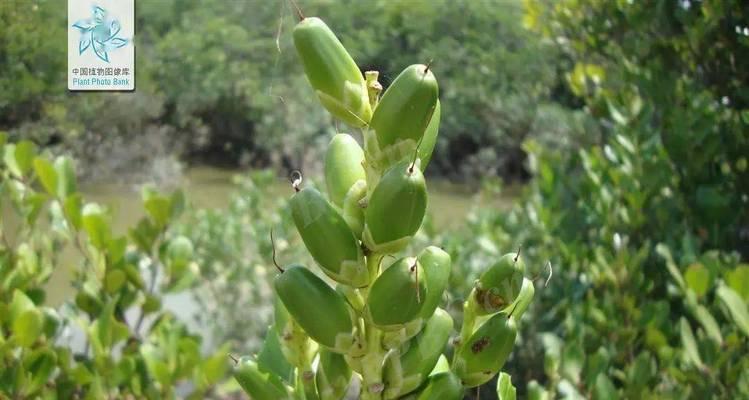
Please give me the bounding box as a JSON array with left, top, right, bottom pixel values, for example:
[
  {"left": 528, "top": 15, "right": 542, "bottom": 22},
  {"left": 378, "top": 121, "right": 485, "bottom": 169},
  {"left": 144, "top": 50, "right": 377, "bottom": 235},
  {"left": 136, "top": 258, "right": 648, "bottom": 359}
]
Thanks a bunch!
[{"left": 233, "top": 15, "right": 535, "bottom": 400}]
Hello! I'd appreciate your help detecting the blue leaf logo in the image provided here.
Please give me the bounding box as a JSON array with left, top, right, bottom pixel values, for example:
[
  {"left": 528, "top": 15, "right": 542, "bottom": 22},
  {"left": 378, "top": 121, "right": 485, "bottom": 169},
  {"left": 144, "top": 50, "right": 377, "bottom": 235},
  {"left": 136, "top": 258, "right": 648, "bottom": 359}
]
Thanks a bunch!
[{"left": 72, "top": 5, "right": 129, "bottom": 63}]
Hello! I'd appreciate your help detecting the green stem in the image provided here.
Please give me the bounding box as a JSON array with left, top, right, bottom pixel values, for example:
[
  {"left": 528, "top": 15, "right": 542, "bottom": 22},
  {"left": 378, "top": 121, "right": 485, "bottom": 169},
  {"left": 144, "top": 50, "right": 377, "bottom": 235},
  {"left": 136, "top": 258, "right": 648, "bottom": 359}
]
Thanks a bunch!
[
  {"left": 360, "top": 324, "right": 385, "bottom": 400},
  {"left": 359, "top": 254, "right": 387, "bottom": 400},
  {"left": 452, "top": 292, "right": 478, "bottom": 365},
  {"left": 290, "top": 322, "right": 318, "bottom": 400}
]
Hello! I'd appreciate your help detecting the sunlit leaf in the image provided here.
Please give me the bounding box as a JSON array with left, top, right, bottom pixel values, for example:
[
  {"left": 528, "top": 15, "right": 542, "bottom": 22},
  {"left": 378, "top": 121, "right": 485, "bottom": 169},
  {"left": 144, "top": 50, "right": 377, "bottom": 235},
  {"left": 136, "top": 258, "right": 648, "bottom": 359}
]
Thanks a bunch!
[
  {"left": 32, "top": 157, "right": 57, "bottom": 196},
  {"left": 13, "top": 309, "right": 43, "bottom": 348},
  {"left": 593, "top": 373, "right": 618, "bottom": 400},
  {"left": 497, "top": 372, "right": 517, "bottom": 400},
  {"left": 726, "top": 265, "right": 749, "bottom": 301},
  {"left": 54, "top": 156, "right": 77, "bottom": 198},
  {"left": 82, "top": 203, "right": 110, "bottom": 249},
  {"left": 684, "top": 263, "right": 710, "bottom": 298},
  {"left": 692, "top": 304, "right": 723, "bottom": 345},
  {"left": 716, "top": 285, "right": 749, "bottom": 338},
  {"left": 679, "top": 318, "right": 703, "bottom": 368}
]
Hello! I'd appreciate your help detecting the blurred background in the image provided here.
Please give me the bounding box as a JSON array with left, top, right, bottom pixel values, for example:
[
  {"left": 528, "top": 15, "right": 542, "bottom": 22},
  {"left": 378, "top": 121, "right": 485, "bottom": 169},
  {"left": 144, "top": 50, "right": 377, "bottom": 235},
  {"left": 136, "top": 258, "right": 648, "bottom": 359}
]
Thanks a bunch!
[{"left": 1, "top": 0, "right": 749, "bottom": 399}]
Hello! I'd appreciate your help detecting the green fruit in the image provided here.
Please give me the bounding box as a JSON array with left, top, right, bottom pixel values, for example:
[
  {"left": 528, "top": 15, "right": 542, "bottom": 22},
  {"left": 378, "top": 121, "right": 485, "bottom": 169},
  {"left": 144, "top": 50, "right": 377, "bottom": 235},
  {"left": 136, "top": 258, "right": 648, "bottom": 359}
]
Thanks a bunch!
[
  {"left": 371, "top": 64, "right": 439, "bottom": 149},
  {"left": 512, "top": 277, "right": 535, "bottom": 320},
  {"left": 366, "top": 257, "right": 427, "bottom": 330},
  {"left": 414, "top": 372, "right": 464, "bottom": 400},
  {"left": 417, "top": 100, "right": 440, "bottom": 170},
  {"left": 325, "top": 134, "right": 367, "bottom": 238},
  {"left": 290, "top": 187, "right": 367, "bottom": 287},
  {"left": 454, "top": 312, "right": 517, "bottom": 387},
  {"left": 383, "top": 308, "right": 453, "bottom": 399},
  {"left": 293, "top": 17, "right": 371, "bottom": 127},
  {"left": 316, "top": 349, "right": 352, "bottom": 400},
  {"left": 473, "top": 253, "right": 525, "bottom": 315},
  {"left": 233, "top": 356, "right": 290, "bottom": 400},
  {"left": 274, "top": 266, "right": 354, "bottom": 352},
  {"left": 341, "top": 180, "right": 366, "bottom": 239},
  {"left": 363, "top": 161, "right": 427, "bottom": 254},
  {"left": 417, "top": 246, "right": 451, "bottom": 318},
  {"left": 325, "top": 134, "right": 366, "bottom": 207}
]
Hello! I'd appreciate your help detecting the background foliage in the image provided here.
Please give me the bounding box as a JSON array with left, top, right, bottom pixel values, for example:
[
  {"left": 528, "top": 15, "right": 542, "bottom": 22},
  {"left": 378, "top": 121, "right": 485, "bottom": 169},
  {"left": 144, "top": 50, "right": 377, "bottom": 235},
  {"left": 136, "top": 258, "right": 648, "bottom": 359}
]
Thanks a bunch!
[{"left": 2, "top": 0, "right": 581, "bottom": 183}]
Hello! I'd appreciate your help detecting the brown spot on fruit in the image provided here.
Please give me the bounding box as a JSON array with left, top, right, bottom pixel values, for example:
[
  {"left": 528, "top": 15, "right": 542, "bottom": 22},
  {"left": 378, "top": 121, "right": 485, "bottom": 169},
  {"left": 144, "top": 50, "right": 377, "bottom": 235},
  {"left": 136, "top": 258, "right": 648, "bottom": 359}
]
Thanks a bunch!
[{"left": 471, "top": 336, "right": 490, "bottom": 353}]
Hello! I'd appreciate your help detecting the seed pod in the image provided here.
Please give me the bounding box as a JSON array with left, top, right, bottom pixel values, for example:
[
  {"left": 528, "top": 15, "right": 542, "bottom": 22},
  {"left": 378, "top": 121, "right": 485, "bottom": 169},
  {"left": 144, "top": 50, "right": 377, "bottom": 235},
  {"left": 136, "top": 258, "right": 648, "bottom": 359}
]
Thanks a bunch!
[
  {"left": 341, "top": 180, "right": 366, "bottom": 239},
  {"left": 325, "top": 134, "right": 366, "bottom": 207},
  {"left": 273, "top": 296, "right": 317, "bottom": 368},
  {"left": 417, "top": 246, "right": 451, "bottom": 319},
  {"left": 365, "top": 257, "right": 427, "bottom": 330},
  {"left": 233, "top": 356, "right": 291, "bottom": 400},
  {"left": 293, "top": 17, "right": 371, "bottom": 127},
  {"left": 417, "top": 100, "right": 441, "bottom": 170},
  {"left": 316, "top": 349, "right": 352, "bottom": 400},
  {"left": 414, "top": 372, "right": 464, "bottom": 400},
  {"left": 383, "top": 308, "right": 453, "bottom": 399},
  {"left": 382, "top": 318, "right": 424, "bottom": 350},
  {"left": 370, "top": 64, "right": 439, "bottom": 149},
  {"left": 274, "top": 266, "right": 354, "bottom": 352},
  {"left": 472, "top": 253, "right": 525, "bottom": 315},
  {"left": 363, "top": 161, "right": 427, "bottom": 254},
  {"left": 324, "top": 134, "right": 367, "bottom": 237},
  {"left": 290, "top": 187, "right": 367, "bottom": 287},
  {"left": 511, "top": 277, "right": 535, "bottom": 320},
  {"left": 454, "top": 312, "right": 517, "bottom": 387}
]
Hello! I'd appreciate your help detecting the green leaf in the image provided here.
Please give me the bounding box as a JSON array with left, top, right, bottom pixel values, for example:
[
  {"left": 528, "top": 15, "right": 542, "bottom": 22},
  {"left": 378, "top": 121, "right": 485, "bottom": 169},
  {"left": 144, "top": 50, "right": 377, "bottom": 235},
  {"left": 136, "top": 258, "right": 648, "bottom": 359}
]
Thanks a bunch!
[
  {"left": 692, "top": 304, "right": 723, "bottom": 345},
  {"left": 656, "top": 244, "right": 685, "bottom": 290},
  {"left": 684, "top": 263, "right": 710, "bottom": 297},
  {"left": 142, "top": 187, "right": 171, "bottom": 228},
  {"left": 196, "top": 344, "right": 231, "bottom": 389},
  {"left": 13, "top": 309, "right": 43, "bottom": 348},
  {"left": 527, "top": 380, "right": 550, "bottom": 400},
  {"left": 25, "top": 193, "right": 46, "bottom": 226},
  {"left": 63, "top": 193, "right": 83, "bottom": 229},
  {"left": 256, "top": 325, "right": 293, "bottom": 383},
  {"left": 593, "top": 373, "right": 618, "bottom": 400},
  {"left": 105, "top": 269, "right": 126, "bottom": 293},
  {"left": 496, "top": 372, "right": 517, "bottom": 400},
  {"left": 107, "top": 237, "right": 127, "bottom": 264},
  {"left": 82, "top": 203, "right": 110, "bottom": 249},
  {"left": 54, "top": 156, "right": 77, "bottom": 198},
  {"left": 726, "top": 265, "right": 749, "bottom": 301},
  {"left": 679, "top": 317, "right": 703, "bottom": 368},
  {"left": 24, "top": 348, "right": 57, "bottom": 395},
  {"left": 561, "top": 341, "right": 584, "bottom": 383},
  {"left": 4, "top": 141, "right": 37, "bottom": 178},
  {"left": 716, "top": 285, "right": 749, "bottom": 338},
  {"left": 10, "top": 290, "right": 36, "bottom": 321},
  {"left": 130, "top": 218, "right": 158, "bottom": 252},
  {"left": 32, "top": 157, "right": 57, "bottom": 196}
]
